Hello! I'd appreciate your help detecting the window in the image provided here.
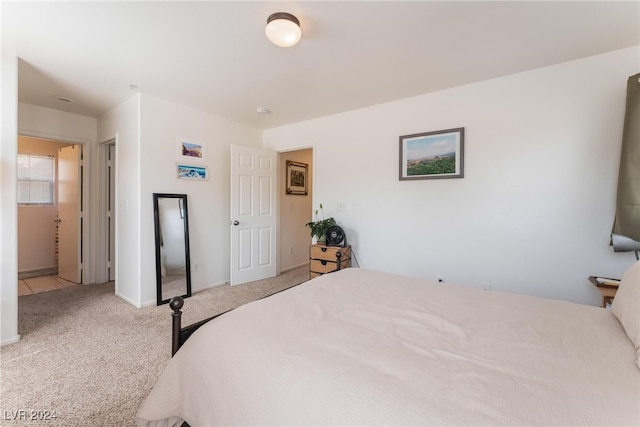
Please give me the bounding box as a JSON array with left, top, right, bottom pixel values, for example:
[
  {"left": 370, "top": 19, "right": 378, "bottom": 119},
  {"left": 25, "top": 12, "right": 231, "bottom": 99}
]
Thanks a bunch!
[{"left": 17, "top": 154, "right": 55, "bottom": 204}]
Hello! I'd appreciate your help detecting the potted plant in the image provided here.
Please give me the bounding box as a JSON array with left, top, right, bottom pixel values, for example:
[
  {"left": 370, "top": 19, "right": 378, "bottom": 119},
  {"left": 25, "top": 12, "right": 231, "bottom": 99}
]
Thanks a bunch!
[{"left": 305, "top": 203, "right": 336, "bottom": 244}]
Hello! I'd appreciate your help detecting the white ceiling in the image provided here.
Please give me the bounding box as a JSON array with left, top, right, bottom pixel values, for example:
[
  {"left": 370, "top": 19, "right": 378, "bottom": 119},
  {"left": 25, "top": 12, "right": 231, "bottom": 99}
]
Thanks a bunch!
[{"left": 3, "top": 1, "right": 638, "bottom": 130}]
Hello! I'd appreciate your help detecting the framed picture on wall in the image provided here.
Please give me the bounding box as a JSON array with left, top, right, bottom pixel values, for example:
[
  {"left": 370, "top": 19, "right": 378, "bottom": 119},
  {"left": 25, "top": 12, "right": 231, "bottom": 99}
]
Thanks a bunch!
[
  {"left": 286, "top": 161, "right": 308, "bottom": 195},
  {"left": 399, "top": 127, "right": 464, "bottom": 180},
  {"left": 177, "top": 138, "right": 206, "bottom": 163},
  {"left": 176, "top": 163, "right": 208, "bottom": 181}
]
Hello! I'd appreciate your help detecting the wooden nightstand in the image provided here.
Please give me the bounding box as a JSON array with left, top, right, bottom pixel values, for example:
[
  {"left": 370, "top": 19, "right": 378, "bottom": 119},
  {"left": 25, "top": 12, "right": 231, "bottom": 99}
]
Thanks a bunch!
[
  {"left": 309, "top": 244, "right": 351, "bottom": 279},
  {"left": 588, "top": 276, "right": 620, "bottom": 308}
]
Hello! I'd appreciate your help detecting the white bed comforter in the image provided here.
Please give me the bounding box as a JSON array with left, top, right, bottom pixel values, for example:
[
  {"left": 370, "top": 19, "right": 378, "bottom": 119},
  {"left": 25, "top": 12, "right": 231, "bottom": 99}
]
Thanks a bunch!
[{"left": 137, "top": 268, "right": 640, "bottom": 426}]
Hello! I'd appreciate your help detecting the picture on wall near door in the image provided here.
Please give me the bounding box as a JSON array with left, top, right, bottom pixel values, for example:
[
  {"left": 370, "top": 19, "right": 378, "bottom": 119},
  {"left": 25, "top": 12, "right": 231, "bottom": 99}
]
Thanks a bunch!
[
  {"left": 286, "top": 161, "right": 308, "bottom": 195},
  {"left": 399, "top": 127, "right": 464, "bottom": 180},
  {"left": 176, "top": 164, "right": 208, "bottom": 181},
  {"left": 177, "top": 138, "right": 205, "bottom": 163}
]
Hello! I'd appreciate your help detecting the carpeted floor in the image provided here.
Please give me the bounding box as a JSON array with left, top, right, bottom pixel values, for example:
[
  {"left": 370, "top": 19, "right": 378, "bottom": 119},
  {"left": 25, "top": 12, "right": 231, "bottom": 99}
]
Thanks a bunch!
[{"left": 0, "top": 265, "right": 309, "bottom": 426}]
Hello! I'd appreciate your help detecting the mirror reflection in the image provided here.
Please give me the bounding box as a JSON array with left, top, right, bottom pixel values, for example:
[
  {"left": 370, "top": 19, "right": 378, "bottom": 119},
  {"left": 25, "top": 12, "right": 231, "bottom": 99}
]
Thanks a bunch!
[{"left": 153, "top": 193, "right": 192, "bottom": 305}]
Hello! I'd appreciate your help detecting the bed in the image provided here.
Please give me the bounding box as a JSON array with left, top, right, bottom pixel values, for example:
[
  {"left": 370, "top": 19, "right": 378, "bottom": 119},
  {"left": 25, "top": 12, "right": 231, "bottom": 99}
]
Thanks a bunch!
[{"left": 137, "top": 262, "right": 640, "bottom": 426}]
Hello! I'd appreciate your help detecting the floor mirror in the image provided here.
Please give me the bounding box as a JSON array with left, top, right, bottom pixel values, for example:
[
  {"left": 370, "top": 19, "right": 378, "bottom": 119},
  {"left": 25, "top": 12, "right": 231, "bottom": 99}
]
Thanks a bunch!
[{"left": 153, "top": 193, "right": 192, "bottom": 305}]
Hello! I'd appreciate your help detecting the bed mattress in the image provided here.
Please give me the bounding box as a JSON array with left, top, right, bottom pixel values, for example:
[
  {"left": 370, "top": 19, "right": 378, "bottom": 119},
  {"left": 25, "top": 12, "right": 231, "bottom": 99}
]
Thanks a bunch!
[{"left": 137, "top": 268, "right": 640, "bottom": 426}]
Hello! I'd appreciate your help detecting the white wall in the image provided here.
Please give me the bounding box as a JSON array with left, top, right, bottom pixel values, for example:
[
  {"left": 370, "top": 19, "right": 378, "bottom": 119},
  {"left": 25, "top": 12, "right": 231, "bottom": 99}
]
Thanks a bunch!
[
  {"left": 98, "top": 95, "right": 141, "bottom": 306},
  {"left": 98, "top": 94, "right": 262, "bottom": 307},
  {"left": 264, "top": 47, "right": 640, "bottom": 306},
  {"left": 279, "top": 149, "right": 313, "bottom": 271},
  {"left": 138, "top": 95, "right": 262, "bottom": 305},
  {"left": 18, "top": 103, "right": 97, "bottom": 144},
  {"left": 1, "top": 53, "right": 20, "bottom": 345},
  {"left": 2, "top": 85, "right": 99, "bottom": 344}
]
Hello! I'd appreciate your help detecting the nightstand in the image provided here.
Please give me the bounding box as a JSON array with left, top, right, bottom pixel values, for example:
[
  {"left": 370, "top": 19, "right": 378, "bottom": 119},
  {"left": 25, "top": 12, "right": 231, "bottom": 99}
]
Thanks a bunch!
[
  {"left": 588, "top": 276, "right": 620, "bottom": 308},
  {"left": 309, "top": 244, "right": 351, "bottom": 279}
]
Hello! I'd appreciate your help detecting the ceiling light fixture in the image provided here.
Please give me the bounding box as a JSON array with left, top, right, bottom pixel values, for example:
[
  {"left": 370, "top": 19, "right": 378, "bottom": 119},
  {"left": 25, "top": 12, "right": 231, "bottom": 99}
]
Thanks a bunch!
[
  {"left": 265, "top": 12, "right": 301, "bottom": 48},
  {"left": 256, "top": 106, "right": 271, "bottom": 115}
]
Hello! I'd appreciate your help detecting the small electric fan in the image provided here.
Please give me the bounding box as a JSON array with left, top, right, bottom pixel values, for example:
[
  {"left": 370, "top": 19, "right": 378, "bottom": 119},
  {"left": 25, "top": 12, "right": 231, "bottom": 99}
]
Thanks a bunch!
[{"left": 325, "top": 225, "right": 347, "bottom": 247}]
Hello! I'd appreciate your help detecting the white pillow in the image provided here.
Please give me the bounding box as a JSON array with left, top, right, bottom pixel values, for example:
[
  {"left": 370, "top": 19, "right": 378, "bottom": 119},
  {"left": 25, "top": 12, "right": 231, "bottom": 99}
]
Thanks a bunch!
[{"left": 611, "top": 260, "right": 640, "bottom": 369}]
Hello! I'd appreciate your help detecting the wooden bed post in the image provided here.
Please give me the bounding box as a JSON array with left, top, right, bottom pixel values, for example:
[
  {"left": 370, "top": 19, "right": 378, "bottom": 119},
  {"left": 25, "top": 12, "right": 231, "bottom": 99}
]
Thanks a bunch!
[{"left": 170, "top": 297, "right": 184, "bottom": 357}]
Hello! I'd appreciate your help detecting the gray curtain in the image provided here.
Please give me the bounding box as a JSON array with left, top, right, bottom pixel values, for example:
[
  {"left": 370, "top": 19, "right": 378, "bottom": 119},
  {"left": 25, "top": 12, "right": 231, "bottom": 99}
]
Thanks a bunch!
[{"left": 612, "top": 72, "right": 640, "bottom": 241}]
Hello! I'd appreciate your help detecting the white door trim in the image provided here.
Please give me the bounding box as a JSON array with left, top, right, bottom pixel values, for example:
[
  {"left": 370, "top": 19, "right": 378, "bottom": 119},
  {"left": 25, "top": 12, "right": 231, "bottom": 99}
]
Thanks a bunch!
[{"left": 94, "top": 137, "right": 117, "bottom": 286}]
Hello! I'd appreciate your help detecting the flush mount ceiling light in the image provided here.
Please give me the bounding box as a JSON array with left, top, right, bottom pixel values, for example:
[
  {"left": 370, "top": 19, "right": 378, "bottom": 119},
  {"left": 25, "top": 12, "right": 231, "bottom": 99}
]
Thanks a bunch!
[{"left": 265, "top": 12, "right": 301, "bottom": 47}]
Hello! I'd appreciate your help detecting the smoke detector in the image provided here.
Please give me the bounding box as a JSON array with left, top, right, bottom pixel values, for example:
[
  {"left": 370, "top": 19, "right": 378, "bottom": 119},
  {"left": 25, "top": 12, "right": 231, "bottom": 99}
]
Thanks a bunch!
[{"left": 52, "top": 95, "right": 75, "bottom": 103}]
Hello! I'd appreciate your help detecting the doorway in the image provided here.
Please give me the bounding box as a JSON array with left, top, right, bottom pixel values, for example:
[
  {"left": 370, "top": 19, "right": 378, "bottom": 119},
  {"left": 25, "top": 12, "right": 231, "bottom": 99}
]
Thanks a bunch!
[
  {"left": 278, "top": 148, "right": 313, "bottom": 273},
  {"left": 106, "top": 142, "right": 116, "bottom": 282},
  {"left": 17, "top": 136, "right": 83, "bottom": 292},
  {"left": 228, "top": 145, "right": 313, "bottom": 285}
]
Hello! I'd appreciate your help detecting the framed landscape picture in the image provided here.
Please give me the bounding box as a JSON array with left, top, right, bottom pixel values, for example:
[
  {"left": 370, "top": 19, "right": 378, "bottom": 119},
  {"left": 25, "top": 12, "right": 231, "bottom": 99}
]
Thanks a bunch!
[
  {"left": 177, "top": 138, "right": 205, "bottom": 163},
  {"left": 176, "top": 163, "right": 208, "bottom": 181},
  {"left": 399, "top": 127, "right": 464, "bottom": 180},
  {"left": 286, "top": 161, "right": 308, "bottom": 195}
]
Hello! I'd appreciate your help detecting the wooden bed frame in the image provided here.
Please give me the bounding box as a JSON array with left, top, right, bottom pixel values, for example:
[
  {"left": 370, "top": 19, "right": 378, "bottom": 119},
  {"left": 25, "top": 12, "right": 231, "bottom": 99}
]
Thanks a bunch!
[{"left": 169, "top": 251, "right": 345, "bottom": 356}]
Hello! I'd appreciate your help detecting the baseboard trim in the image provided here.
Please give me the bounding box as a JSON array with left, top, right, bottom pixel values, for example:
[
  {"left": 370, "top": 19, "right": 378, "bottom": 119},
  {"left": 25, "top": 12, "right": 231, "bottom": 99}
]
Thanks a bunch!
[
  {"left": 1, "top": 334, "right": 21, "bottom": 346},
  {"left": 281, "top": 262, "right": 309, "bottom": 273},
  {"left": 116, "top": 292, "right": 142, "bottom": 308},
  {"left": 18, "top": 267, "right": 58, "bottom": 280},
  {"left": 193, "top": 280, "right": 228, "bottom": 295}
]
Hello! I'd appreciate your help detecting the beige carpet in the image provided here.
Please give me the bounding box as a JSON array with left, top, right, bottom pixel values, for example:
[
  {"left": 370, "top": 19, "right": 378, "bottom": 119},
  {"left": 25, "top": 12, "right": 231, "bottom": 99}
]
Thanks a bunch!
[{"left": 0, "top": 265, "right": 309, "bottom": 426}]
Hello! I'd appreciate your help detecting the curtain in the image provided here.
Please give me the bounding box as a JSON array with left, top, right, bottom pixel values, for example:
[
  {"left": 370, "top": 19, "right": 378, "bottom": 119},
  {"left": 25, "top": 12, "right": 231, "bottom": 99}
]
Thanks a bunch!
[{"left": 612, "top": 72, "right": 640, "bottom": 241}]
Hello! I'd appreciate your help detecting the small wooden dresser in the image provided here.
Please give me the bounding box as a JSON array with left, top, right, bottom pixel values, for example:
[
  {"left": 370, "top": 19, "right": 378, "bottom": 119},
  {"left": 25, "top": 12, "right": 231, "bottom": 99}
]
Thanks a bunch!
[{"left": 309, "top": 244, "right": 351, "bottom": 279}]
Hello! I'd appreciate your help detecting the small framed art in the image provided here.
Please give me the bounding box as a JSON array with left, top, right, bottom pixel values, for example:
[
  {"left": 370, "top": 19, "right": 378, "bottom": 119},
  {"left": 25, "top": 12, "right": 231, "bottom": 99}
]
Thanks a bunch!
[
  {"left": 286, "top": 161, "right": 308, "bottom": 195},
  {"left": 176, "top": 163, "right": 208, "bottom": 181},
  {"left": 399, "top": 127, "right": 464, "bottom": 180},
  {"left": 178, "top": 139, "right": 205, "bottom": 163}
]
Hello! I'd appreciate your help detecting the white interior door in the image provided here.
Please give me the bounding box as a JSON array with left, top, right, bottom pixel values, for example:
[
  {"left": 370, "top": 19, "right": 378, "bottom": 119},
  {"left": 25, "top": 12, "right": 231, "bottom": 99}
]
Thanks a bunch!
[
  {"left": 58, "top": 145, "right": 82, "bottom": 283},
  {"left": 230, "top": 145, "right": 277, "bottom": 285}
]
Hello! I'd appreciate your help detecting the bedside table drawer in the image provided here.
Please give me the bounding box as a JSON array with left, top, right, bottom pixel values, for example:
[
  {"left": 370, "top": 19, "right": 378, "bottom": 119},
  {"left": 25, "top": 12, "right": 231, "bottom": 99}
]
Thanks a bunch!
[
  {"left": 309, "top": 244, "right": 352, "bottom": 278},
  {"left": 310, "top": 245, "right": 351, "bottom": 261},
  {"left": 310, "top": 258, "right": 350, "bottom": 274}
]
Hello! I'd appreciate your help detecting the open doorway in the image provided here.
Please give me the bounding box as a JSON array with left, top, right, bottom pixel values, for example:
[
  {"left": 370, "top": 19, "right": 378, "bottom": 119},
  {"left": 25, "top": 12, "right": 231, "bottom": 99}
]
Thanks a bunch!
[
  {"left": 278, "top": 148, "right": 313, "bottom": 273},
  {"left": 105, "top": 141, "right": 116, "bottom": 282},
  {"left": 17, "top": 136, "right": 82, "bottom": 295}
]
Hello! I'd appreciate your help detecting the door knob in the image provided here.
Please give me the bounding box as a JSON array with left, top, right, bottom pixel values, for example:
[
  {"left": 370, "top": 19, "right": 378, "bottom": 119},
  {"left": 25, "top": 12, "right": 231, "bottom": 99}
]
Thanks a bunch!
[{"left": 232, "top": 220, "right": 240, "bottom": 226}]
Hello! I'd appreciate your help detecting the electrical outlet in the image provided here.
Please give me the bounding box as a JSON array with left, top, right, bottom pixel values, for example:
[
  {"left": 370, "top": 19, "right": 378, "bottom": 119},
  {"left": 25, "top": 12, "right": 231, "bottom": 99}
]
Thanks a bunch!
[
  {"left": 194, "top": 263, "right": 199, "bottom": 271},
  {"left": 337, "top": 202, "right": 346, "bottom": 211},
  {"left": 481, "top": 282, "right": 491, "bottom": 291},
  {"left": 289, "top": 247, "right": 293, "bottom": 255},
  {"left": 438, "top": 276, "right": 445, "bottom": 283}
]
